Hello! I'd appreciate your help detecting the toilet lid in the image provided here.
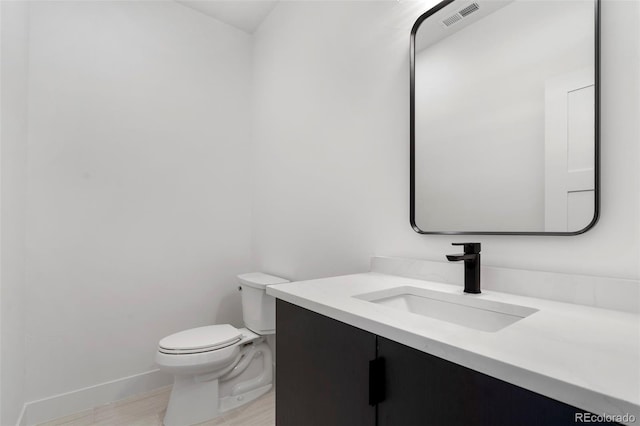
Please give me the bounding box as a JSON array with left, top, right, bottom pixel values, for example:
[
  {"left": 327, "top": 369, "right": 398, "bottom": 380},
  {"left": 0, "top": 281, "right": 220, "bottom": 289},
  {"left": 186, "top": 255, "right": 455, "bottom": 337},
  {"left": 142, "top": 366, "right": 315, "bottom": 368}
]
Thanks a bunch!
[{"left": 159, "top": 324, "right": 242, "bottom": 354}]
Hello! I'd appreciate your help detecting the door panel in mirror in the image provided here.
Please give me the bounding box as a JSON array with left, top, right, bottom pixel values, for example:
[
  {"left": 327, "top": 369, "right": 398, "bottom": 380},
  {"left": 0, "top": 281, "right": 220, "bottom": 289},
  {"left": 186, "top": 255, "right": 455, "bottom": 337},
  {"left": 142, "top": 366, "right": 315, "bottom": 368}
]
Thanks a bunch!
[{"left": 410, "top": 0, "right": 599, "bottom": 235}]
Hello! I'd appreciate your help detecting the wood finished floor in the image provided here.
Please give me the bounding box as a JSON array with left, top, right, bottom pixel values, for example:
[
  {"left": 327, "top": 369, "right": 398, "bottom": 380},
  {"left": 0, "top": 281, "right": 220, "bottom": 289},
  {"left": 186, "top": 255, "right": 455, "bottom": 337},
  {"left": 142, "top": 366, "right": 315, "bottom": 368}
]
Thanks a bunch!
[{"left": 37, "top": 386, "right": 275, "bottom": 426}]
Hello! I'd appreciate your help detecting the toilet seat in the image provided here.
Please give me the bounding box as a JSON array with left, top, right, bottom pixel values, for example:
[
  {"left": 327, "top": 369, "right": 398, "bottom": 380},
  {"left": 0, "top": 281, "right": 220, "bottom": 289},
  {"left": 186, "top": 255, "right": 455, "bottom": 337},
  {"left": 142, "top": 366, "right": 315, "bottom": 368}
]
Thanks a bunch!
[
  {"left": 159, "top": 324, "right": 242, "bottom": 355},
  {"left": 156, "top": 327, "right": 262, "bottom": 376}
]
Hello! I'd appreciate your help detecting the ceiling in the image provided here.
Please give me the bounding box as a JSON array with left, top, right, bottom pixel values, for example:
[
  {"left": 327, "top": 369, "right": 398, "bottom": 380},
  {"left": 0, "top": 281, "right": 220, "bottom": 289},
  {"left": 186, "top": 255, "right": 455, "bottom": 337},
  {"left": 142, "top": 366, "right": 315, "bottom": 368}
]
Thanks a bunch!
[
  {"left": 176, "top": 1, "right": 278, "bottom": 33},
  {"left": 415, "top": 0, "right": 513, "bottom": 52}
]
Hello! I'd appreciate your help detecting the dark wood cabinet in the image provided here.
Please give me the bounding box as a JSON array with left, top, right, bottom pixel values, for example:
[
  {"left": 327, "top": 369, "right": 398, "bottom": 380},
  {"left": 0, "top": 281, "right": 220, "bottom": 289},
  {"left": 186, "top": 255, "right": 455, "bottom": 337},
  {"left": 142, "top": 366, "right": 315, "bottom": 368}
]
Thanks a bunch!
[
  {"left": 378, "top": 336, "right": 592, "bottom": 426},
  {"left": 276, "top": 300, "right": 617, "bottom": 426},
  {"left": 275, "top": 300, "right": 376, "bottom": 426}
]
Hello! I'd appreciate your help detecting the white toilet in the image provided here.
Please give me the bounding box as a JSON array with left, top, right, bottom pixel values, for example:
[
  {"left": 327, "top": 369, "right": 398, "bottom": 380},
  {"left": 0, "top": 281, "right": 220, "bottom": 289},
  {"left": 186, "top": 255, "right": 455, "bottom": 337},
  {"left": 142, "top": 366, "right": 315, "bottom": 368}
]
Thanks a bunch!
[{"left": 156, "top": 272, "right": 289, "bottom": 426}]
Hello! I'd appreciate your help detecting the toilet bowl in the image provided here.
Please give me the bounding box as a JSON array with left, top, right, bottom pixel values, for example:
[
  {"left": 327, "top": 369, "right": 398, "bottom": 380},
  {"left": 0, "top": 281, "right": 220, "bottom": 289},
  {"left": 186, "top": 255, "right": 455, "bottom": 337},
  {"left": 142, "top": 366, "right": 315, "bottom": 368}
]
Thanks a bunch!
[{"left": 156, "top": 273, "right": 288, "bottom": 426}]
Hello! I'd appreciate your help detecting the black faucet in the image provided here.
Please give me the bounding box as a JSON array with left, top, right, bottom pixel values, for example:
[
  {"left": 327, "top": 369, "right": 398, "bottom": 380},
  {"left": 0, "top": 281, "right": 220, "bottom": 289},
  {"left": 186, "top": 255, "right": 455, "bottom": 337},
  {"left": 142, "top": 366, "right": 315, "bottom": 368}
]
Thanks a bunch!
[{"left": 446, "top": 242, "right": 481, "bottom": 294}]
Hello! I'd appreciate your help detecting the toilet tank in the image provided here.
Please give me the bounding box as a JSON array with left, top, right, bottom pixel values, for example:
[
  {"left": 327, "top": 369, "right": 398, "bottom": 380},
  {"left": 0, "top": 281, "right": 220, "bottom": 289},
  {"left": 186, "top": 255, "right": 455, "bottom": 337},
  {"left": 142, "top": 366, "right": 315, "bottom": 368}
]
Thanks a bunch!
[{"left": 237, "top": 272, "right": 289, "bottom": 335}]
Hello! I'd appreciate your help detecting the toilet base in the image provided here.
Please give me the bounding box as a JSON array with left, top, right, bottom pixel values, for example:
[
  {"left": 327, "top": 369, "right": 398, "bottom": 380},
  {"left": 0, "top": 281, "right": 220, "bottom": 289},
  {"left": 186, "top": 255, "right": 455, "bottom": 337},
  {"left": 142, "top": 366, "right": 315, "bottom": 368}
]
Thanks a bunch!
[
  {"left": 163, "top": 379, "right": 273, "bottom": 426},
  {"left": 162, "top": 341, "right": 273, "bottom": 426},
  {"left": 163, "top": 375, "right": 220, "bottom": 426}
]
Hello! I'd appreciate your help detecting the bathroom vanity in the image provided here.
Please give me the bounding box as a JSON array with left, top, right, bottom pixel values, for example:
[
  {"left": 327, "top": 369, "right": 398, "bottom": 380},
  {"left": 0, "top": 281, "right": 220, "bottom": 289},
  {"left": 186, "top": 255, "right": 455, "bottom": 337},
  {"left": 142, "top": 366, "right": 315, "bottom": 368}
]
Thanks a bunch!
[
  {"left": 267, "top": 258, "right": 639, "bottom": 426},
  {"left": 276, "top": 300, "right": 599, "bottom": 426}
]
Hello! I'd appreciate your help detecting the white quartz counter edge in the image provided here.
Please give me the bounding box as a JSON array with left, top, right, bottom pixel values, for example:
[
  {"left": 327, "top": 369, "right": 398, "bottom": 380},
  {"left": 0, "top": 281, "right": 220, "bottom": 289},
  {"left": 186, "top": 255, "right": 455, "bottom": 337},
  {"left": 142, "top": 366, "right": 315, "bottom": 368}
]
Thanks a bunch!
[{"left": 266, "top": 272, "right": 640, "bottom": 424}]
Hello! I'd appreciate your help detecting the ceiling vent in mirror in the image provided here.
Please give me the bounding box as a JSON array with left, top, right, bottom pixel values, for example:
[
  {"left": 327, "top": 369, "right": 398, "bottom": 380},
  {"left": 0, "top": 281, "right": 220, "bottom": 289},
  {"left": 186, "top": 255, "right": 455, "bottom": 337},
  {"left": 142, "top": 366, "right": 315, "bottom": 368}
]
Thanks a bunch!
[
  {"left": 459, "top": 3, "right": 480, "bottom": 17},
  {"left": 442, "top": 14, "right": 462, "bottom": 27},
  {"left": 441, "top": 3, "right": 480, "bottom": 27}
]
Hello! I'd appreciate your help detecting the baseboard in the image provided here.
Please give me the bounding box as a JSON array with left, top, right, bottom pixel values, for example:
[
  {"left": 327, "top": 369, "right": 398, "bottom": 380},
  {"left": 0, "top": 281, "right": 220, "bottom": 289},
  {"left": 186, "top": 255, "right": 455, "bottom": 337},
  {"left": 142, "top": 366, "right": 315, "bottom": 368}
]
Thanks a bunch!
[
  {"left": 20, "top": 369, "right": 173, "bottom": 426},
  {"left": 16, "top": 404, "right": 27, "bottom": 426}
]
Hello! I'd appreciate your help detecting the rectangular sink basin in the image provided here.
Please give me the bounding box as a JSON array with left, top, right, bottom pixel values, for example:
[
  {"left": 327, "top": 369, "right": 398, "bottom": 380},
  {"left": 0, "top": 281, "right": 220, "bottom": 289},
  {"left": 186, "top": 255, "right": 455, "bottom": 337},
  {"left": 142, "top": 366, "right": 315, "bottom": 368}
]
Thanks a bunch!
[{"left": 354, "top": 286, "right": 538, "bottom": 332}]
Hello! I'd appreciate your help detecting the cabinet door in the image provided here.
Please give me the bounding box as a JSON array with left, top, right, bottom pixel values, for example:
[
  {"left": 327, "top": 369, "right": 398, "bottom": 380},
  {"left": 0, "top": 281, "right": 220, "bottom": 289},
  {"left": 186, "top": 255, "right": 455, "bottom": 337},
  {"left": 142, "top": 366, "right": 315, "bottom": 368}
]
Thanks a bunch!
[
  {"left": 378, "top": 336, "right": 608, "bottom": 426},
  {"left": 276, "top": 300, "right": 376, "bottom": 426}
]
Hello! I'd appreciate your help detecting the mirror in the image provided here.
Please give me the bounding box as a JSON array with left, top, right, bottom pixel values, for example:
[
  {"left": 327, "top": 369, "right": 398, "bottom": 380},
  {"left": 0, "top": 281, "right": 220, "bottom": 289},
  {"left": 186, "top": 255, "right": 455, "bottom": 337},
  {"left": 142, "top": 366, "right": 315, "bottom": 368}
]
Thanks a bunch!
[{"left": 410, "top": 0, "right": 599, "bottom": 235}]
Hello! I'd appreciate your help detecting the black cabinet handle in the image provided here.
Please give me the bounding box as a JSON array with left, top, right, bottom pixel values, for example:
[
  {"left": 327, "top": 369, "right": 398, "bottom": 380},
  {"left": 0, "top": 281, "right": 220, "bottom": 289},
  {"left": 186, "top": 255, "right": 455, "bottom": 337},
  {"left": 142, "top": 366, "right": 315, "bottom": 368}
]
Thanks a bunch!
[{"left": 369, "top": 357, "right": 386, "bottom": 406}]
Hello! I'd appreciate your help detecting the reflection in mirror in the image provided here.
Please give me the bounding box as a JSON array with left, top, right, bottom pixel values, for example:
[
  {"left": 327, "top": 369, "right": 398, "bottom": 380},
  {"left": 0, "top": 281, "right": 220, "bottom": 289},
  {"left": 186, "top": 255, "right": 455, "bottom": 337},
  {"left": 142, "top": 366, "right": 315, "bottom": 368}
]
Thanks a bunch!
[{"left": 411, "top": 0, "right": 598, "bottom": 234}]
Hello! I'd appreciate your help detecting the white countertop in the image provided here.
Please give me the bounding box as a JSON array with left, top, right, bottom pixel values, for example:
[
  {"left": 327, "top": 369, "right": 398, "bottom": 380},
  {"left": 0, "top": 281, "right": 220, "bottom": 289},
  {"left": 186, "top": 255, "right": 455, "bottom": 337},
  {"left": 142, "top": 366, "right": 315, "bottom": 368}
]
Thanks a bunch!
[{"left": 266, "top": 272, "right": 640, "bottom": 423}]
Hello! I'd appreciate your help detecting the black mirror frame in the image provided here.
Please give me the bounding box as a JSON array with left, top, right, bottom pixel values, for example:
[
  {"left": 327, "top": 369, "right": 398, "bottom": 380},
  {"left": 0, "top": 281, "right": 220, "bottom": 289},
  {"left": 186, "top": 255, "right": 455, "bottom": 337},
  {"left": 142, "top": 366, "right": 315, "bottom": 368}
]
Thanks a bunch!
[{"left": 409, "top": 0, "right": 600, "bottom": 236}]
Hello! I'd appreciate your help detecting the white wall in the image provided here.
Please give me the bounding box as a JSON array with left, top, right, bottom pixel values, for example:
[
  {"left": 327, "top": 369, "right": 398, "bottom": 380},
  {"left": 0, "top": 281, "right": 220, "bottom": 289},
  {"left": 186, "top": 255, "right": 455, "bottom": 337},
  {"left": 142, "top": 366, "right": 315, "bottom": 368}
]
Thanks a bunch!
[
  {"left": 252, "top": 0, "right": 639, "bottom": 281},
  {"left": 24, "top": 0, "right": 252, "bottom": 405},
  {"left": 414, "top": 1, "right": 593, "bottom": 232},
  {"left": 1, "top": 1, "right": 29, "bottom": 423}
]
